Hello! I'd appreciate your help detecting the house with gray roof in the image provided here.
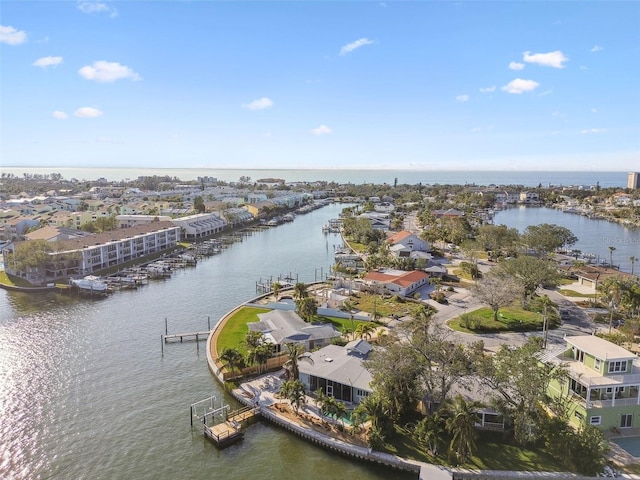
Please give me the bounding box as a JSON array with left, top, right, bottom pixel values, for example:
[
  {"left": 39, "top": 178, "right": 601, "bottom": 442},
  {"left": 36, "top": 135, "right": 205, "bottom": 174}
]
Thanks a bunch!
[
  {"left": 248, "top": 309, "right": 340, "bottom": 352},
  {"left": 298, "top": 339, "right": 373, "bottom": 404}
]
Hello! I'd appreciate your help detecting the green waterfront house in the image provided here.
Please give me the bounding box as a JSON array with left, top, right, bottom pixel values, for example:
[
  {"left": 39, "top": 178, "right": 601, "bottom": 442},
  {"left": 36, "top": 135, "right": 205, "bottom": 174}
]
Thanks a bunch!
[{"left": 545, "top": 335, "right": 640, "bottom": 431}]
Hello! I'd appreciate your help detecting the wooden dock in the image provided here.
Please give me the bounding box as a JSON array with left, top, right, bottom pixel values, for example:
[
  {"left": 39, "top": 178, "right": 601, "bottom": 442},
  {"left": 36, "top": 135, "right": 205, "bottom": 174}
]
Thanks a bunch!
[
  {"left": 203, "top": 406, "right": 260, "bottom": 448},
  {"left": 162, "top": 331, "right": 210, "bottom": 343}
]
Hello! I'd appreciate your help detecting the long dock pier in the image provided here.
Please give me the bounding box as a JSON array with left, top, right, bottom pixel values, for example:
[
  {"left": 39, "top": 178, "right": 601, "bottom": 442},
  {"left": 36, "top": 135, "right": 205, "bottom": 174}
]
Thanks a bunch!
[
  {"left": 191, "top": 396, "right": 259, "bottom": 449},
  {"left": 162, "top": 331, "right": 210, "bottom": 343}
]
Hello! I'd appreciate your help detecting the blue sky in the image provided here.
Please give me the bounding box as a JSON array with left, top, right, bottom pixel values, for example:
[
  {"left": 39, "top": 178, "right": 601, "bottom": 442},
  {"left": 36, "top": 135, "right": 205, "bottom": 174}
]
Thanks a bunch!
[{"left": 1, "top": 1, "right": 639, "bottom": 171}]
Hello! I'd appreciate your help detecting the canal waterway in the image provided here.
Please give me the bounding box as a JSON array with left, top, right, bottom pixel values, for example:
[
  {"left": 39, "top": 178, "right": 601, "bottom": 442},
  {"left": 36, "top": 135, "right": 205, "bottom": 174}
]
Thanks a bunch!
[
  {"left": 494, "top": 206, "right": 639, "bottom": 274},
  {"left": 0, "top": 203, "right": 415, "bottom": 480}
]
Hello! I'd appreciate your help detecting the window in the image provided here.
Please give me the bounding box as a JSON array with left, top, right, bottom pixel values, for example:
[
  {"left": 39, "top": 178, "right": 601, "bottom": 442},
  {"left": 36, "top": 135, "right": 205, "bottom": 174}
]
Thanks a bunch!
[
  {"left": 594, "top": 359, "right": 601, "bottom": 370},
  {"left": 620, "top": 414, "right": 633, "bottom": 428},
  {"left": 575, "top": 411, "right": 584, "bottom": 421},
  {"left": 590, "top": 416, "right": 602, "bottom": 426},
  {"left": 609, "top": 361, "right": 627, "bottom": 373}
]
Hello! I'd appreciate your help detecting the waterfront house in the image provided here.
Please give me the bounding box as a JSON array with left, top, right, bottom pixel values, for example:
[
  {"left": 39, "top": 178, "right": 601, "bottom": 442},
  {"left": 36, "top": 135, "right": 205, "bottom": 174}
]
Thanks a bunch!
[
  {"left": 361, "top": 269, "right": 429, "bottom": 298},
  {"left": 248, "top": 310, "right": 341, "bottom": 353},
  {"left": 298, "top": 340, "right": 373, "bottom": 404},
  {"left": 545, "top": 335, "right": 640, "bottom": 430},
  {"left": 385, "top": 230, "right": 430, "bottom": 258}
]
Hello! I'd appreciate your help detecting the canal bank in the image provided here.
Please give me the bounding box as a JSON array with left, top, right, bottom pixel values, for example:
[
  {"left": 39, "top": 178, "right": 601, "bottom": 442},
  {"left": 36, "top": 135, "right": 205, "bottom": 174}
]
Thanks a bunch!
[{"left": 1, "top": 202, "right": 419, "bottom": 480}]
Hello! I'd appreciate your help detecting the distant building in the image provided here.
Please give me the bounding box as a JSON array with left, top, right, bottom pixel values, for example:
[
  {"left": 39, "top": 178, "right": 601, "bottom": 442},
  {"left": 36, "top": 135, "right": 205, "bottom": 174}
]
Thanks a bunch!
[{"left": 628, "top": 172, "right": 640, "bottom": 190}]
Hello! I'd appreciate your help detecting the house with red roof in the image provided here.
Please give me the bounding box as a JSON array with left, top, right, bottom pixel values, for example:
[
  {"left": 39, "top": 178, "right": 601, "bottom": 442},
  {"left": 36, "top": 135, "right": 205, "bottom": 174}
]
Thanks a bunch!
[
  {"left": 361, "top": 269, "right": 429, "bottom": 297},
  {"left": 385, "top": 230, "right": 430, "bottom": 258}
]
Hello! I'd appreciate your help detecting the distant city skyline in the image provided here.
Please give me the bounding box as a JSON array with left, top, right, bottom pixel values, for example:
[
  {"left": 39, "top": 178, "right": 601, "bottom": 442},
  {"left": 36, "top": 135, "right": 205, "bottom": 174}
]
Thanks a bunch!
[{"left": 1, "top": 1, "right": 638, "bottom": 171}]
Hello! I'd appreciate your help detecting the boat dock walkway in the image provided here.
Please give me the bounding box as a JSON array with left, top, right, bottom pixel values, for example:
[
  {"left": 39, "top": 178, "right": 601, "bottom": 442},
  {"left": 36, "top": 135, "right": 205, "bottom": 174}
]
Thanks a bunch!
[
  {"left": 203, "top": 405, "right": 259, "bottom": 448},
  {"left": 162, "top": 331, "right": 210, "bottom": 343}
]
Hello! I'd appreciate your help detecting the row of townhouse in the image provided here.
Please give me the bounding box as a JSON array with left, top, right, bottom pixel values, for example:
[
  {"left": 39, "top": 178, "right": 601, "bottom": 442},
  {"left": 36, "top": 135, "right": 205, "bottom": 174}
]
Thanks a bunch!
[{"left": 2, "top": 221, "right": 181, "bottom": 285}]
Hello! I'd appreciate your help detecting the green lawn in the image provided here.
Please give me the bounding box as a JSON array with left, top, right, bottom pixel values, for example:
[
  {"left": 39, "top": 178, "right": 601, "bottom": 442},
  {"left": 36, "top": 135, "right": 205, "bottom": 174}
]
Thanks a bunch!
[
  {"left": 0, "top": 271, "right": 34, "bottom": 287},
  {"left": 315, "top": 314, "right": 375, "bottom": 333},
  {"left": 558, "top": 289, "right": 596, "bottom": 298},
  {"left": 216, "top": 306, "right": 270, "bottom": 355},
  {"left": 385, "top": 426, "right": 568, "bottom": 472},
  {"left": 449, "top": 306, "right": 553, "bottom": 334},
  {"left": 351, "top": 292, "right": 416, "bottom": 318}
]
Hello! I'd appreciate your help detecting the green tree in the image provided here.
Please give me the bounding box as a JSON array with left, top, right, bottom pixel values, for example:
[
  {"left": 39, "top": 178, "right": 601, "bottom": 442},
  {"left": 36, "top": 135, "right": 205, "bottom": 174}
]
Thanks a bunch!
[
  {"left": 476, "top": 224, "right": 520, "bottom": 259},
  {"left": 495, "top": 255, "right": 560, "bottom": 303},
  {"left": 441, "top": 395, "right": 481, "bottom": 464},
  {"left": 279, "top": 380, "right": 306, "bottom": 414},
  {"left": 218, "top": 347, "right": 245, "bottom": 377},
  {"left": 193, "top": 195, "right": 205, "bottom": 213},
  {"left": 271, "top": 281, "right": 282, "bottom": 301},
  {"left": 341, "top": 299, "right": 356, "bottom": 336},
  {"left": 520, "top": 223, "right": 578, "bottom": 257},
  {"left": 473, "top": 339, "right": 566, "bottom": 445},
  {"left": 295, "top": 296, "right": 318, "bottom": 322},
  {"left": 354, "top": 322, "right": 376, "bottom": 340},
  {"left": 293, "top": 282, "right": 308, "bottom": 300},
  {"left": 471, "top": 271, "right": 524, "bottom": 321},
  {"left": 284, "top": 342, "right": 304, "bottom": 381},
  {"left": 415, "top": 411, "right": 446, "bottom": 456}
]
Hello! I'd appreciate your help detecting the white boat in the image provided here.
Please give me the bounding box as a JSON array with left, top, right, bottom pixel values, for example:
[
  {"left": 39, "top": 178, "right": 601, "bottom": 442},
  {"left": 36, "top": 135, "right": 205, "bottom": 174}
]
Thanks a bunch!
[{"left": 70, "top": 275, "right": 109, "bottom": 293}]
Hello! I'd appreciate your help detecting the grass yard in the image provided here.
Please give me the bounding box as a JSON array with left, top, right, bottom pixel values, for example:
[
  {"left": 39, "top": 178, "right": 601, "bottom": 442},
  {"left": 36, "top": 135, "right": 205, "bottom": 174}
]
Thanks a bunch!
[
  {"left": 315, "top": 314, "right": 376, "bottom": 333},
  {"left": 558, "top": 289, "right": 596, "bottom": 298},
  {"left": 385, "top": 426, "right": 568, "bottom": 472},
  {"left": 448, "top": 306, "right": 552, "bottom": 334},
  {"left": 216, "top": 306, "right": 270, "bottom": 355},
  {"left": 351, "top": 292, "right": 416, "bottom": 318},
  {"left": 0, "top": 271, "right": 33, "bottom": 287}
]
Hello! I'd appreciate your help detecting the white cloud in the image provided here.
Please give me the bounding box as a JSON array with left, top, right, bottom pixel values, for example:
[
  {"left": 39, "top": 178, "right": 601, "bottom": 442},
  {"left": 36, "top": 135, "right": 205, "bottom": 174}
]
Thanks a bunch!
[
  {"left": 509, "top": 61, "right": 525, "bottom": 70},
  {"left": 591, "top": 45, "right": 604, "bottom": 52},
  {"left": 52, "top": 111, "right": 68, "bottom": 120},
  {"left": 501, "top": 78, "right": 540, "bottom": 94},
  {"left": 456, "top": 94, "right": 469, "bottom": 103},
  {"left": 78, "top": 61, "right": 141, "bottom": 82},
  {"left": 339, "top": 38, "right": 374, "bottom": 56},
  {"left": 242, "top": 97, "right": 274, "bottom": 110},
  {"left": 581, "top": 128, "right": 607, "bottom": 134},
  {"left": 591, "top": 108, "right": 598, "bottom": 113},
  {"left": 77, "top": 1, "right": 118, "bottom": 17},
  {"left": 311, "top": 125, "right": 332, "bottom": 135},
  {"left": 479, "top": 86, "right": 496, "bottom": 93},
  {"left": 74, "top": 107, "right": 103, "bottom": 118},
  {"left": 0, "top": 25, "right": 27, "bottom": 45},
  {"left": 33, "top": 56, "right": 63, "bottom": 68},
  {"left": 523, "top": 50, "right": 568, "bottom": 68}
]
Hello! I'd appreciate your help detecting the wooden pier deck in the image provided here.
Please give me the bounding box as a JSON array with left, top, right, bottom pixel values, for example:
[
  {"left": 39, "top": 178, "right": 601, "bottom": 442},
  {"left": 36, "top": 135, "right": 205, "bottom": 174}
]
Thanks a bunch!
[
  {"left": 203, "top": 406, "right": 260, "bottom": 448},
  {"left": 162, "top": 331, "right": 210, "bottom": 343}
]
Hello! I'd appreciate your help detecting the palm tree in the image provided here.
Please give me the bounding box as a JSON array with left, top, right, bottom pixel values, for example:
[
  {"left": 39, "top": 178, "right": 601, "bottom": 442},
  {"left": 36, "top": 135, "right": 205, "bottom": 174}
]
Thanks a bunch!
[
  {"left": 441, "top": 395, "right": 481, "bottom": 464},
  {"left": 341, "top": 299, "right": 356, "bottom": 337},
  {"left": 279, "top": 380, "right": 306, "bottom": 414},
  {"left": 539, "top": 294, "right": 553, "bottom": 348},
  {"left": 608, "top": 246, "right": 616, "bottom": 268},
  {"left": 284, "top": 342, "right": 304, "bottom": 381},
  {"left": 354, "top": 394, "right": 387, "bottom": 431},
  {"left": 415, "top": 412, "right": 446, "bottom": 456},
  {"left": 333, "top": 400, "right": 348, "bottom": 429},
  {"left": 218, "top": 347, "right": 245, "bottom": 378},
  {"left": 271, "top": 281, "right": 282, "bottom": 301},
  {"left": 293, "top": 282, "right": 308, "bottom": 300},
  {"left": 354, "top": 322, "right": 376, "bottom": 341}
]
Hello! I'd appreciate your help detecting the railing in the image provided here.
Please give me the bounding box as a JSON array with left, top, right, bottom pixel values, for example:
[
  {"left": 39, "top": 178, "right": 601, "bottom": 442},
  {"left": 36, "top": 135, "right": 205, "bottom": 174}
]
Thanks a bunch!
[{"left": 589, "top": 396, "right": 640, "bottom": 408}]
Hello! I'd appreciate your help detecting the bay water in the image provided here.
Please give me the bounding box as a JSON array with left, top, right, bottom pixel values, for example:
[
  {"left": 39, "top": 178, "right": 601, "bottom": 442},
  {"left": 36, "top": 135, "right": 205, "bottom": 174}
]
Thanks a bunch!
[
  {"left": 0, "top": 203, "right": 414, "bottom": 480},
  {"left": 494, "top": 206, "right": 639, "bottom": 274}
]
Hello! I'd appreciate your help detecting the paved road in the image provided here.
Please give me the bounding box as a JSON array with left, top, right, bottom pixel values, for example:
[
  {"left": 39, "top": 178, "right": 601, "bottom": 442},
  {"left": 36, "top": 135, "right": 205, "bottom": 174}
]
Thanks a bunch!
[{"left": 422, "top": 284, "right": 598, "bottom": 350}]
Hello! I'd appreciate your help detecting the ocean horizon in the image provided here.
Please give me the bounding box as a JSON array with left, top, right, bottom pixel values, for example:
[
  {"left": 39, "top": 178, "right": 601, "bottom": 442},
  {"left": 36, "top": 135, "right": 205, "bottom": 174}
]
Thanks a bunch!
[{"left": 0, "top": 166, "right": 631, "bottom": 188}]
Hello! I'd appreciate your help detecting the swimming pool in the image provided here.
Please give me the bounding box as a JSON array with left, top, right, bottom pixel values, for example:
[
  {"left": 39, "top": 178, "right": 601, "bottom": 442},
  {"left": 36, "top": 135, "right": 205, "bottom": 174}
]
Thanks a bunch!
[{"left": 612, "top": 436, "right": 640, "bottom": 458}]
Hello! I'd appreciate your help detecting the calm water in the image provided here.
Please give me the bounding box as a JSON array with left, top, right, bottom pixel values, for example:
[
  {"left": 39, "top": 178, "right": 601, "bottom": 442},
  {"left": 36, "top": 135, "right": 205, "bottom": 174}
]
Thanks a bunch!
[
  {"left": 494, "top": 207, "right": 640, "bottom": 274},
  {"left": 0, "top": 204, "right": 414, "bottom": 480},
  {"left": 0, "top": 166, "right": 629, "bottom": 188}
]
